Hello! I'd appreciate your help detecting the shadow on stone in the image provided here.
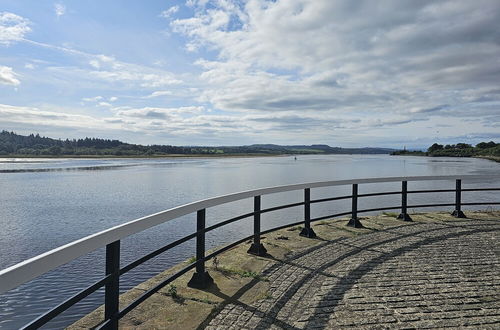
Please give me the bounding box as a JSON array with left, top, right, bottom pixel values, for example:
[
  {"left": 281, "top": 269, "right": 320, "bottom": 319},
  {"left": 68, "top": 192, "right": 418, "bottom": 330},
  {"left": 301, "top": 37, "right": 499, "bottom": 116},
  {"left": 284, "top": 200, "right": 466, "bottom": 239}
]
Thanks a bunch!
[
  {"left": 346, "top": 218, "right": 364, "bottom": 228},
  {"left": 187, "top": 271, "right": 214, "bottom": 290}
]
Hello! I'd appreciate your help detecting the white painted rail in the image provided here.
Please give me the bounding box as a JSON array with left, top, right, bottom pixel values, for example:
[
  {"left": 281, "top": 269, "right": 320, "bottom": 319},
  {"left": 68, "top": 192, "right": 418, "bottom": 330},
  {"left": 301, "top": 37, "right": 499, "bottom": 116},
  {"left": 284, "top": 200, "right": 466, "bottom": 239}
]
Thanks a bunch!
[{"left": 0, "top": 174, "right": 498, "bottom": 294}]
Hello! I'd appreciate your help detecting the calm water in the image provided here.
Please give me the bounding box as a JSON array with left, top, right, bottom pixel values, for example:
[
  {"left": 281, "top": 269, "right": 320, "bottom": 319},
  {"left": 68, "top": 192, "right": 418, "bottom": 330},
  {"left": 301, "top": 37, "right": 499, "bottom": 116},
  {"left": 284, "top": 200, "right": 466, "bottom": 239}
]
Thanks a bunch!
[{"left": 1, "top": 155, "right": 499, "bottom": 329}]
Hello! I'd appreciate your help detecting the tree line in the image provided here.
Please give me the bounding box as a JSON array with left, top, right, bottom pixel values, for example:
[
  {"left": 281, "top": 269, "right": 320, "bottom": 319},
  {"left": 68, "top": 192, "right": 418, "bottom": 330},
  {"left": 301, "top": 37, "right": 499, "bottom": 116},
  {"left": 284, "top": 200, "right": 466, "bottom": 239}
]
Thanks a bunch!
[
  {"left": 0, "top": 131, "right": 394, "bottom": 157},
  {"left": 391, "top": 141, "right": 500, "bottom": 157},
  {"left": 0, "top": 131, "right": 205, "bottom": 156}
]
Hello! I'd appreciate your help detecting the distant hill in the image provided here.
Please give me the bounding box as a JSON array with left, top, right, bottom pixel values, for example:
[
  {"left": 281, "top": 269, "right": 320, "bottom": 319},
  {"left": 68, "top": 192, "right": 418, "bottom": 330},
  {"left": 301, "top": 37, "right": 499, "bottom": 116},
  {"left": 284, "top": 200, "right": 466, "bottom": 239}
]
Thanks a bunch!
[
  {"left": 0, "top": 131, "right": 395, "bottom": 157},
  {"left": 246, "top": 144, "right": 395, "bottom": 154}
]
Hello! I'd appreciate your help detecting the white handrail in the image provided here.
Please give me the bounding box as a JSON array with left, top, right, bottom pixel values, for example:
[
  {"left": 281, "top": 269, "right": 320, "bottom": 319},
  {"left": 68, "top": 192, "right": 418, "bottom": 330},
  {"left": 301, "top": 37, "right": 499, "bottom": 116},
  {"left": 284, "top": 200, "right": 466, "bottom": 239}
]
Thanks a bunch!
[{"left": 0, "top": 174, "right": 498, "bottom": 294}]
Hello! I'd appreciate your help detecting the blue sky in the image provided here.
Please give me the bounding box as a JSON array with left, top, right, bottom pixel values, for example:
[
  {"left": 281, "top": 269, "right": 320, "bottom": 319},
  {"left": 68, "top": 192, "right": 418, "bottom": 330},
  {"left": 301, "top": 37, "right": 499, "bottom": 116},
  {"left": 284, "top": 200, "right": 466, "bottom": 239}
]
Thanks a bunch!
[{"left": 1, "top": 0, "right": 499, "bottom": 148}]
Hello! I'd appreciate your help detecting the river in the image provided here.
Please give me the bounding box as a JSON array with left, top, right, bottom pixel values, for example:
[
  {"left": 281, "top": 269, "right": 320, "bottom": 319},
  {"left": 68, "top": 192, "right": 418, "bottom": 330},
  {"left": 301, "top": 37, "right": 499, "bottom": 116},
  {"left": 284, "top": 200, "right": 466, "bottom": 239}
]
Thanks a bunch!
[{"left": 1, "top": 154, "right": 499, "bottom": 329}]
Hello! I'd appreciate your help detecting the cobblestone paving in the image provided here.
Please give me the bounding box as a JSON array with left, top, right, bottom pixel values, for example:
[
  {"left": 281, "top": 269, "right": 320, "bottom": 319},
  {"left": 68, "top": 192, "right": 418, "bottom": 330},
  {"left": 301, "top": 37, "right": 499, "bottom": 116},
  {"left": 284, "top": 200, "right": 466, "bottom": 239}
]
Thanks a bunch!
[{"left": 206, "top": 220, "right": 500, "bottom": 329}]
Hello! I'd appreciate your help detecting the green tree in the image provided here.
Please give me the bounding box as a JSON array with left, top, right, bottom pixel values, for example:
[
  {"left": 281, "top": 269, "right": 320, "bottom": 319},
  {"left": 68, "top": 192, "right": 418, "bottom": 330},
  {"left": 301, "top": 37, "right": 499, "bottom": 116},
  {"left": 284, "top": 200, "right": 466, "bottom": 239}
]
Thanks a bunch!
[
  {"left": 476, "top": 141, "right": 496, "bottom": 149},
  {"left": 48, "top": 146, "right": 62, "bottom": 155},
  {"left": 427, "top": 143, "right": 443, "bottom": 153}
]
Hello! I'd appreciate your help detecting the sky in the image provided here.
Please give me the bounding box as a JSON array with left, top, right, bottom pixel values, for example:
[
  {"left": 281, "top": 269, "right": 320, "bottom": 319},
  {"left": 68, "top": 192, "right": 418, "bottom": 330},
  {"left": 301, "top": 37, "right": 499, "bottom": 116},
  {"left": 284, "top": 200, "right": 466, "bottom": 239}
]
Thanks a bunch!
[{"left": 0, "top": 0, "right": 499, "bottom": 148}]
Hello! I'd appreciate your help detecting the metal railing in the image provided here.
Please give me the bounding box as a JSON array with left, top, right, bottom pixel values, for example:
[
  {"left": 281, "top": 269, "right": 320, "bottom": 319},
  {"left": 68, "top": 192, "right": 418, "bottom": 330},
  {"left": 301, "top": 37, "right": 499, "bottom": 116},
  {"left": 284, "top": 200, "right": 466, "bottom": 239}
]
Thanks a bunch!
[{"left": 1, "top": 175, "right": 499, "bottom": 329}]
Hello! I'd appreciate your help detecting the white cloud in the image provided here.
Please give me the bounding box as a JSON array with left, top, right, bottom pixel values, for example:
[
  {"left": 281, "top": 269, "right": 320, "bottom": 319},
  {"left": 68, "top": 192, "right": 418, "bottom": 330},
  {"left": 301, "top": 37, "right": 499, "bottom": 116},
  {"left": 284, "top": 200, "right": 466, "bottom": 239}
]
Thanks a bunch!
[
  {"left": 114, "top": 106, "right": 204, "bottom": 118},
  {"left": 0, "top": 65, "right": 20, "bottom": 86},
  {"left": 109, "top": 96, "right": 118, "bottom": 102},
  {"left": 84, "top": 54, "right": 183, "bottom": 87},
  {"left": 1, "top": 102, "right": 496, "bottom": 146},
  {"left": 144, "top": 90, "right": 172, "bottom": 98},
  {"left": 0, "top": 12, "right": 31, "bottom": 45},
  {"left": 89, "top": 60, "right": 100, "bottom": 69},
  {"left": 82, "top": 96, "right": 103, "bottom": 102},
  {"left": 98, "top": 102, "right": 112, "bottom": 107},
  {"left": 24, "top": 63, "right": 35, "bottom": 69},
  {"left": 54, "top": 3, "right": 66, "bottom": 18},
  {"left": 170, "top": 0, "right": 500, "bottom": 132},
  {"left": 0, "top": 103, "right": 121, "bottom": 130},
  {"left": 160, "top": 5, "right": 179, "bottom": 18}
]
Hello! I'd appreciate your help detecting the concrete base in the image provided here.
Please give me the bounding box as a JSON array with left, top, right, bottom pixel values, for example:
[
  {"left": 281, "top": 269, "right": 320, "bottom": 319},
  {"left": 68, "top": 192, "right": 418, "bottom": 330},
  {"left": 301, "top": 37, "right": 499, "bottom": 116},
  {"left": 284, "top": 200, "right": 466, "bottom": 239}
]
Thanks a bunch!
[
  {"left": 397, "top": 213, "right": 413, "bottom": 221},
  {"left": 187, "top": 271, "right": 213, "bottom": 289},
  {"left": 451, "top": 210, "right": 466, "bottom": 218},
  {"left": 299, "top": 227, "right": 317, "bottom": 238},
  {"left": 247, "top": 243, "right": 268, "bottom": 256},
  {"left": 346, "top": 218, "right": 364, "bottom": 228}
]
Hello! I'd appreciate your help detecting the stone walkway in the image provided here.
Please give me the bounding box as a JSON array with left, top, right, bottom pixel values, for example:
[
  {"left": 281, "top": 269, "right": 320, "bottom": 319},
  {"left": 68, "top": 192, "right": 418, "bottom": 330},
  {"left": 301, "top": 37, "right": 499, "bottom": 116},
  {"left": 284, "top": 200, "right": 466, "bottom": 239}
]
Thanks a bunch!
[{"left": 206, "top": 220, "right": 500, "bottom": 329}]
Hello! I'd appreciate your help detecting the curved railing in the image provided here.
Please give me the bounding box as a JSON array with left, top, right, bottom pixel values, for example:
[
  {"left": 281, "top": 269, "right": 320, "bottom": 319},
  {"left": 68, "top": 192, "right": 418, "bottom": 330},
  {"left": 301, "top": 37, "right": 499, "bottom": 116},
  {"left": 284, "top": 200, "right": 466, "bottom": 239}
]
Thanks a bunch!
[{"left": 1, "top": 175, "right": 500, "bottom": 329}]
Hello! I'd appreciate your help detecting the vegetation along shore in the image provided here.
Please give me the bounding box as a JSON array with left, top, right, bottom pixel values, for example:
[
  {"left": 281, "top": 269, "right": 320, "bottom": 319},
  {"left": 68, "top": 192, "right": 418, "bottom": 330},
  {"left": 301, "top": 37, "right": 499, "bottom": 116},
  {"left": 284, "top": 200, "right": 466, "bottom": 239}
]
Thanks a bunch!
[
  {"left": 391, "top": 141, "right": 500, "bottom": 162},
  {"left": 0, "top": 131, "right": 393, "bottom": 157}
]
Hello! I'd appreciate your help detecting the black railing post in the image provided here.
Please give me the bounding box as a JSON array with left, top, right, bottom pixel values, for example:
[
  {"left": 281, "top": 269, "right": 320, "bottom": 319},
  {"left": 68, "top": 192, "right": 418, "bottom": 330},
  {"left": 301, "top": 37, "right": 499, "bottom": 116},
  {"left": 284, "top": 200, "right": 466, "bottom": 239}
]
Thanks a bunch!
[
  {"left": 397, "top": 181, "right": 413, "bottom": 221},
  {"left": 452, "top": 179, "right": 466, "bottom": 218},
  {"left": 247, "top": 195, "right": 268, "bottom": 256},
  {"left": 188, "top": 209, "right": 214, "bottom": 289},
  {"left": 347, "top": 184, "right": 364, "bottom": 228},
  {"left": 104, "top": 240, "right": 120, "bottom": 330},
  {"left": 300, "top": 188, "right": 317, "bottom": 238}
]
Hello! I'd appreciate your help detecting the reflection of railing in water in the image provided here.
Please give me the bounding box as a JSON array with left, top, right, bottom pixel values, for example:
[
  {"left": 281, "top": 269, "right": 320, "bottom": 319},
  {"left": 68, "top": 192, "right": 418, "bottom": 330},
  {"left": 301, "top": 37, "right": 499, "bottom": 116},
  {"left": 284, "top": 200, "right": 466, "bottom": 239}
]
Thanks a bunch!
[{"left": 0, "top": 175, "right": 499, "bottom": 329}]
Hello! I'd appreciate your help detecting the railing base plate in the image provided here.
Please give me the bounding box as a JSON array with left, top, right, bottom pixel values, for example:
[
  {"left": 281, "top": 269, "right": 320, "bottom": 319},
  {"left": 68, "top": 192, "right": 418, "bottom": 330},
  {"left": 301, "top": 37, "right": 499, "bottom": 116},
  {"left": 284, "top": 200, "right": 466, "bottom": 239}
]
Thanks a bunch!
[
  {"left": 451, "top": 210, "right": 466, "bottom": 218},
  {"left": 187, "top": 271, "right": 213, "bottom": 289},
  {"left": 397, "top": 213, "right": 413, "bottom": 221},
  {"left": 247, "top": 243, "right": 268, "bottom": 256},
  {"left": 346, "top": 218, "right": 364, "bottom": 228},
  {"left": 299, "top": 227, "right": 317, "bottom": 238}
]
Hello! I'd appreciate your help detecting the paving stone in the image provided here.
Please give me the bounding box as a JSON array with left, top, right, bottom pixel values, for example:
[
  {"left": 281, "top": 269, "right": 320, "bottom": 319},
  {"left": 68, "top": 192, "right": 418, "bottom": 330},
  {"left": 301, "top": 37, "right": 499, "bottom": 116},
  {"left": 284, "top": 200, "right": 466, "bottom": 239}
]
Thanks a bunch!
[{"left": 207, "top": 220, "right": 500, "bottom": 329}]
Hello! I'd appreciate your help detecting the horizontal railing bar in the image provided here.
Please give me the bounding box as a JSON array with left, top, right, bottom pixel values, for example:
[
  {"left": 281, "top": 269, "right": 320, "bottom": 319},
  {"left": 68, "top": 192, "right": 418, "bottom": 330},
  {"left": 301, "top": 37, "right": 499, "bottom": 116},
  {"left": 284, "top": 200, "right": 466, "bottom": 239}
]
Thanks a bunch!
[
  {"left": 204, "top": 235, "right": 254, "bottom": 261},
  {"left": 312, "top": 190, "right": 413, "bottom": 204},
  {"left": 260, "top": 201, "right": 305, "bottom": 214},
  {"left": 117, "top": 262, "right": 197, "bottom": 320},
  {"left": 204, "top": 212, "right": 255, "bottom": 233},
  {"left": 203, "top": 221, "right": 308, "bottom": 264},
  {"left": 462, "top": 188, "right": 500, "bottom": 192},
  {"left": 357, "top": 206, "right": 403, "bottom": 213},
  {"left": 120, "top": 232, "right": 198, "bottom": 275},
  {"left": 311, "top": 211, "right": 353, "bottom": 222},
  {"left": 205, "top": 219, "right": 311, "bottom": 262},
  {"left": 462, "top": 202, "right": 500, "bottom": 205},
  {"left": 311, "top": 195, "right": 352, "bottom": 204},
  {"left": 203, "top": 201, "right": 304, "bottom": 235},
  {"left": 407, "top": 189, "right": 455, "bottom": 194},
  {"left": 3, "top": 174, "right": 499, "bottom": 294},
  {"left": 358, "top": 191, "right": 401, "bottom": 198},
  {"left": 260, "top": 220, "right": 305, "bottom": 235},
  {"left": 407, "top": 203, "right": 456, "bottom": 208},
  {"left": 22, "top": 276, "right": 110, "bottom": 330}
]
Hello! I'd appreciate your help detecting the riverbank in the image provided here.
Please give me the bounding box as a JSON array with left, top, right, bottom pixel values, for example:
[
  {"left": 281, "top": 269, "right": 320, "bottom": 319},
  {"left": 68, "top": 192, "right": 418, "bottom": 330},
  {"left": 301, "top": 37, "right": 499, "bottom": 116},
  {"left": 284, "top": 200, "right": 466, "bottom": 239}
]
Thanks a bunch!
[
  {"left": 391, "top": 141, "right": 500, "bottom": 163},
  {"left": 392, "top": 154, "right": 500, "bottom": 163},
  {"left": 476, "top": 155, "right": 500, "bottom": 163},
  {"left": 0, "top": 153, "right": 288, "bottom": 159},
  {"left": 69, "top": 210, "right": 500, "bottom": 329}
]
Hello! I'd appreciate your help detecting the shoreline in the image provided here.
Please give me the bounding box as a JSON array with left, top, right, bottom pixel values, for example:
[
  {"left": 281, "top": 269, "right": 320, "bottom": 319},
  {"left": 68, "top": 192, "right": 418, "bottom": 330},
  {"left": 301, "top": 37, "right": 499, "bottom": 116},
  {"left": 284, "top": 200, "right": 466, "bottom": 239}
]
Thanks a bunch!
[
  {"left": 0, "top": 153, "right": 292, "bottom": 159},
  {"left": 392, "top": 153, "right": 500, "bottom": 163},
  {"left": 475, "top": 155, "right": 500, "bottom": 163},
  {"left": 0, "top": 153, "right": 391, "bottom": 160}
]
